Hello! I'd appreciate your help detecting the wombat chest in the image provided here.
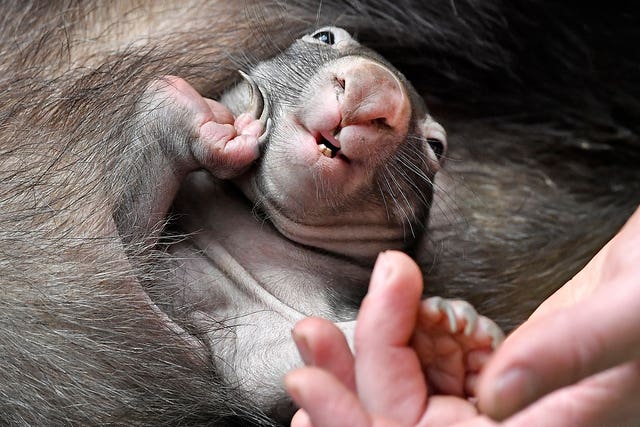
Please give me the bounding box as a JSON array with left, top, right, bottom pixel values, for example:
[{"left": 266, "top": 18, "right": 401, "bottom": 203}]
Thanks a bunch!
[{"left": 168, "top": 171, "right": 371, "bottom": 320}]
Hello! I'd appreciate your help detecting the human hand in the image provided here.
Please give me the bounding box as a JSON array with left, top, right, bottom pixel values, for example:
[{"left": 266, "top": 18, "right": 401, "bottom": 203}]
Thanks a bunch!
[
  {"left": 474, "top": 206, "right": 640, "bottom": 426},
  {"left": 285, "top": 251, "right": 502, "bottom": 427},
  {"left": 284, "top": 206, "right": 640, "bottom": 427}
]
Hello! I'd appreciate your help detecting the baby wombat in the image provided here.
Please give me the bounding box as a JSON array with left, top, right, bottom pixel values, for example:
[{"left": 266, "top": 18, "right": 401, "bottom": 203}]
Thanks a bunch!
[{"left": 145, "top": 27, "right": 501, "bottom": 421}]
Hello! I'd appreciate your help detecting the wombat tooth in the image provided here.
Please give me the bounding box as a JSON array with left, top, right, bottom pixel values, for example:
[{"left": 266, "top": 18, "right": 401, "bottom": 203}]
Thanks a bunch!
[{"left": 318, "top": 143, "right": 333, "bottom": 158}]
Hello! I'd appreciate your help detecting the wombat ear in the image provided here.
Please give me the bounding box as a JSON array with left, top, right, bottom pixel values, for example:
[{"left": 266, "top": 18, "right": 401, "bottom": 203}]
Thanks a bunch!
[{"left": 421, "top": 115, "right": 447, "bottom": 166}]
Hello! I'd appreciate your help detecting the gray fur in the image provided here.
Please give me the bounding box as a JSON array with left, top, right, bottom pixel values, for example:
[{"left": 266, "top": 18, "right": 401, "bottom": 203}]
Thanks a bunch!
[{"left": 1, "top": 1, "right": 639, "bottom": 426}]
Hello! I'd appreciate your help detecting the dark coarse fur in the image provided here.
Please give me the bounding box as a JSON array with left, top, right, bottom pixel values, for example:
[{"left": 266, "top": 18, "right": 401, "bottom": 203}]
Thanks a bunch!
[
  {"left": 406, "top": 2, "right": 640, "bottom": 330},
  {"left": 0, "top": 1, "right": 638, "bottom": 426}
]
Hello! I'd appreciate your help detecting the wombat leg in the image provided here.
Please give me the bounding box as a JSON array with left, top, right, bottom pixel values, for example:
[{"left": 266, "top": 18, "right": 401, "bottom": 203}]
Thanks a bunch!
[
  {"left": 119, "top": 76, "right": 263, "bottom": 240},
  {"left": 412, "top": 297, "right": 505, "bottom": 398},
  {"left": 146, "top": 76, "right": 263, "bottom": 179}
]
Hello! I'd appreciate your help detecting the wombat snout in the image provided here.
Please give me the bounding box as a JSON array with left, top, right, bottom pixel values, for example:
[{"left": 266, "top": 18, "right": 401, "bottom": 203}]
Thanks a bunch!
[
  {"left": 337, "top": 59, "right": 410, "bottom": 134},
  {"left": 308, "top": 57, "right": 412, "bottom": 163}
]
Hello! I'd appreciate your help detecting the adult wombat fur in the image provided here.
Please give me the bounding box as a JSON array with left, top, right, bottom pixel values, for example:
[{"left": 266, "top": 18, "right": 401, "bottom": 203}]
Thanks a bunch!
[{"left": 0, "top": 1, "right": 638, "bottom": 426}]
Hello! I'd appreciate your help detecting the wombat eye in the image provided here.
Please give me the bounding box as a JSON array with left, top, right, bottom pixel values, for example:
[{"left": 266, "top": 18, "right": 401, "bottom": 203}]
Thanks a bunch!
[
  {"left": 427, "top": 138, "right": 445, "bottom": 160},
  {"left": 312, "top": 30, "right": 335, "bottom": 45},
  {"left": 303, "top": 27, "right": 354, "bottom": 47}
]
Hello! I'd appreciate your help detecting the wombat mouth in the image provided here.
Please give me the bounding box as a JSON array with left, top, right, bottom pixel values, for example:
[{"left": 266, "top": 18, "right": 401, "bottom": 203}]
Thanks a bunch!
[
  {"left": 317, "top": 137, "right": 339, "bottom": 158},
  {"left": 317, "top": 130, "right": 349, "bottom": 162}
]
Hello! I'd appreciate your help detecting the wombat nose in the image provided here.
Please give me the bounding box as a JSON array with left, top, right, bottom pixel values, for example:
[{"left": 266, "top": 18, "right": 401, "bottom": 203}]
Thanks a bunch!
[{"left": 339, "top": 59, "right": 410, "bottom": 134}]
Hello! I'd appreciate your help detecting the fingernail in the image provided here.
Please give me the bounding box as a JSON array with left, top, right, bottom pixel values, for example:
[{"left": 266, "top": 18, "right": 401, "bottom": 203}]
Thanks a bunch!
[
  {"left": 292, "top": 329, "right": 314, "bottom": 365},
  {"left": 490, "top": 367, "right": 538, "bottom": 420},
  {"left": 370, "top": 251, "right": 393, "bottom": 291}
]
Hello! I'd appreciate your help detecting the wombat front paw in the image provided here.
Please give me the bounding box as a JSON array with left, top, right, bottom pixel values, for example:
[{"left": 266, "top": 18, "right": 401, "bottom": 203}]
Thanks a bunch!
[
  {"left": 145, "top": 76, "right": 262, "bottom": 179},
  {"left": 412, "top": 296, "right": 504, "bottom": 398},
  {"left": 196, "top": 110, "right": 263, "bottom": 179}
]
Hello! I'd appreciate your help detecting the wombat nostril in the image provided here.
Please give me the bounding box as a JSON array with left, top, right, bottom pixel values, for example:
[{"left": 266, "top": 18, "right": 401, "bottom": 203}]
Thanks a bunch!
[
  {"left": 373, "top": 117, "right": 390, "bottom": 129},
  {"left": 338, "top": 59, "right": 410, "bottom": 134}
]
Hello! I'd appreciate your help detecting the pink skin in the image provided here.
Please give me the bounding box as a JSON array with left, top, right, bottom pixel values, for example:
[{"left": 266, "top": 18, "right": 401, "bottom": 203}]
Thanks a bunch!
[
  {"left": 271, "top": 57, "right": 412, "bottom": 199},
  {"left": 250, "top": 57, "right": 436, "bottom": 262},
  {"left": 285, "top": 210, "right": 640, "bottom": 427},
  {"left": 285, "top": 251, "right": 501, "bottom": 427},
  {"left": 415, "top": 298, "right": 502, "bottom": 397},
  {"left": 473, "top": 206, "right": 640, "bottom": 426},
  {"left": 299, "top": 59, "right": 410, "bottom": 162},
  {"left": 153, "top": 76, "right": 262, "bottom": 178},
  {"left": 141, "top": 76, "right": 263, "bottom": 227}
]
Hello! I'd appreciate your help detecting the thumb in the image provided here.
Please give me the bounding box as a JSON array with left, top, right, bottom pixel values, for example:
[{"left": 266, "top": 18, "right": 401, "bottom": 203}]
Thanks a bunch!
[
  {"left": 477, "top": 284, "right": 640, "bottom": 420},
  {"left": 478, "top": 207, "right": 640, "bottom": 420}
]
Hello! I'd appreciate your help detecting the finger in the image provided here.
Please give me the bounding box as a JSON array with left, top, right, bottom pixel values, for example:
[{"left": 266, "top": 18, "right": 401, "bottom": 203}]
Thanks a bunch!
[
  {"left": 445, "top": 415, "right": 497, "bottom": 427},
  {"left": 500, "top": 361, "right": 640, "bottom": 427},
  {"left": 285, "top": 367, "right": 372, "bottom": 427},
  {"left": 203, "top": 98, "right": 235, "bottom": 124},
  {"left": 291, "top": 409, "right": 314, "bottom": 427},
  {"left": 530, "top": 205, "right": 640, "bottom": 319},
  {"left": 417, "top": 396, "right": 479, "bottom": 427},
  {"left": 292, "top": 317, "right": 356, "bottom": 390},
  {"left": 234, "top": 112, "right": 264, "bottom": 136},
  {"left": 355, "top": 251, "right": 427, "bottom": 424},
  {"left": 359, "top": 251, "right": 424, "bottom": 345},
  {"left": 156, "top": 76, "right": 233, "bottom": 126},
  {"left": 197, "top": 127, "right": 260, "bottom": 179},
  {"left": 477, "top": 287, "right": 640, "bottom": 420},
  {"left": 466, "top": 350, "right": 492, "bottom": 395}
]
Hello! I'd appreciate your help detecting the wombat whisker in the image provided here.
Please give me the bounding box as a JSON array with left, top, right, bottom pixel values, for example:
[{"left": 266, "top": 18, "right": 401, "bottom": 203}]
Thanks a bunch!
[
  {"left": 391, "top": 150, "right": 434, "bottom": 203},
  {"left": 377, "top": 183, "right": 394, "bottom": 222},
  {"left": 378, "top": 163, "right": 418, "bottom": 235}
]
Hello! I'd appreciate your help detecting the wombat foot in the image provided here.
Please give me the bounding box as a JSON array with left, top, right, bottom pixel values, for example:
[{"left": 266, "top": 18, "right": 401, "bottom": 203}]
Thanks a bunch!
[
  {"left": 413, "top": 296, "right": 505, "bottom": 397},
  {"left": 145, "top": 76, "right": 263, "bottom": 179}
]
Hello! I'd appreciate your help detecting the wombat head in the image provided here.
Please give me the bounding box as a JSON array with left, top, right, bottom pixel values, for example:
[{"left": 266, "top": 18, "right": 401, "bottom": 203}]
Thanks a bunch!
[{"left": 223, "top": 27, "right": 446, "bottom": 259}]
